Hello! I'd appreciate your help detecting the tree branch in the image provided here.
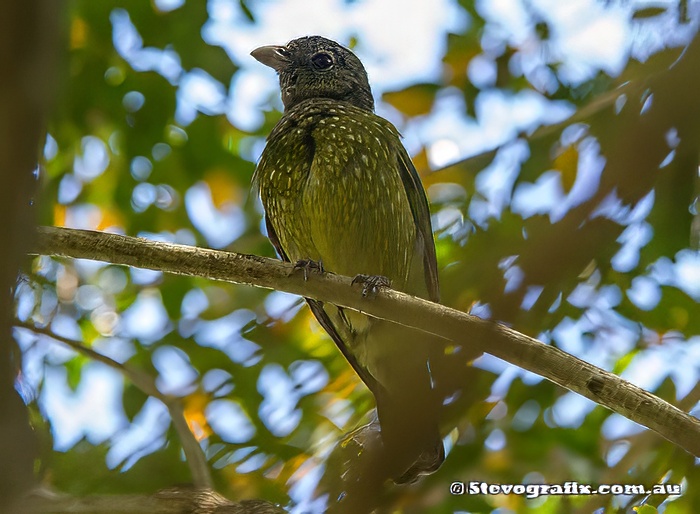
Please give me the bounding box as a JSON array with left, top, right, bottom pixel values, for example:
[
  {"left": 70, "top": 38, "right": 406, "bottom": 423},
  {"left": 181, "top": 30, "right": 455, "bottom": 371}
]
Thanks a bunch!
[
  {"left": 16, "top": 323, "right": 213, "bottom": 490},
  {"left": 22, "top": 488, "right": 285, "bottom": 513},
  {"left": 31, "top": 226, "right": 700, "bottom": 457}
]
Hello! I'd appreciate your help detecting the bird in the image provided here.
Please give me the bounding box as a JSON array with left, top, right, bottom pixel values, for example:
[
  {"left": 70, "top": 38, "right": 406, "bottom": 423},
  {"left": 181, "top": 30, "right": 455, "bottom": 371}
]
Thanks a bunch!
[{"left": 251, "top": 36, "right": 450, "bottom": 488}]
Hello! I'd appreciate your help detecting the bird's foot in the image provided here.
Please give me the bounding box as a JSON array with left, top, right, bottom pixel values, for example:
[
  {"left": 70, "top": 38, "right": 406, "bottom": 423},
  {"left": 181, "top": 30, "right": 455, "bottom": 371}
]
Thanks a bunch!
[
  {"left": 351, "top": 274, "right": 391, "bottom": 298},
  {"left": 293, "top": 259, "right": 324, "bottom": 281}
]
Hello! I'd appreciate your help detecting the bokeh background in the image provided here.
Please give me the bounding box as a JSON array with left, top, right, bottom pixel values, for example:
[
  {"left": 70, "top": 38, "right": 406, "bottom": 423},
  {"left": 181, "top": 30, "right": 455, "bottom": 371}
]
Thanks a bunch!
[{"left": 12, "top": 0, "right": 700, "bottom": 512}]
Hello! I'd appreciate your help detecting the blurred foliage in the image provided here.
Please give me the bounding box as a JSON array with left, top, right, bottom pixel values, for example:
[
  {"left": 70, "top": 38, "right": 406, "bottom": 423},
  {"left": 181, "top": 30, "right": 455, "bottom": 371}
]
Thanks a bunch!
[{"left": 15, "top": 0, "right": 700, "bottom": 512}]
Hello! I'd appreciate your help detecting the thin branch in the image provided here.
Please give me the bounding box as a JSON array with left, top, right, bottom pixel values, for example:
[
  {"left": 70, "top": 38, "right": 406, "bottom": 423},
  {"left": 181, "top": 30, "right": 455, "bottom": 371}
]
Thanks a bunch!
[
  {"left": 17, "top": 322, "right": 213, "bottom": 489},
  {"left": 679, "top": 380, "right": 700, "bottom": 412},
  {"left": 32, "top": 226, "right": 700, "bottom": 457},
  {"left": 22, "top": 488, "right": 285, "bottom": 513}
]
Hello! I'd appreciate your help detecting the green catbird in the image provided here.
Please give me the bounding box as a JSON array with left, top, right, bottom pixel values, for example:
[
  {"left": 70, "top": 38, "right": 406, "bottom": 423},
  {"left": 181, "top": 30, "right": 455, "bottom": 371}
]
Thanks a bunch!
[{"left": 251, "top": 36, "right": 448, "bottom": 484}]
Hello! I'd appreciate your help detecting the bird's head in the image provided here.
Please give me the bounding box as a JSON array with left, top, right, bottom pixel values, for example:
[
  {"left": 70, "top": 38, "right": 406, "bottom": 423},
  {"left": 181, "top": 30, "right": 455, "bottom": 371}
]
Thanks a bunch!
[{"left": 251, "top": 36, "right": 374, "bottom": 112}]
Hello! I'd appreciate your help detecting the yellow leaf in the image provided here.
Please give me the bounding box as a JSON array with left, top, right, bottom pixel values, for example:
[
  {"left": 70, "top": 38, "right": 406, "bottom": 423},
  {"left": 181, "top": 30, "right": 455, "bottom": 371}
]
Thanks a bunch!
[
  {"left": 443, "top": 33, "right": 480, "bottom": 87},
  {"left": 383, "top": 83, "right": 440, "bottom": 117},
  {"left": 71, "top": 17, "right": 88, "bottom": 50},
  {"left": 325, "top": 368, "right": 362, "bottom": 398},
  {"left": 184, "top": 393, "right": 211, "bottom": 441},
  {"left": 411, "top": 147, "right": 431, "bottom": 176},
  {"left": 205, "top": 169, "right": 240, "bottom": 208},
  {"left": 553, "top": 144, "right": 579, "bottom": 193},
  {"left": 54, "top": 204, "right": 66, "bottom": 226},
  {"left": 96, "top": 206, "right": 124, "bottom": 231},
  {"left": 634, "top": 505, "right": 659, "bottom": 514}
]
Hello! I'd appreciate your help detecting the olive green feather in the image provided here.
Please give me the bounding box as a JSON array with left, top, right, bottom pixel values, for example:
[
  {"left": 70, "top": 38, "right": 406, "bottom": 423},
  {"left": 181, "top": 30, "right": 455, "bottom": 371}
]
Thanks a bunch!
[{"left": 252, "top": 35, "right": 445, "bottom": 484}]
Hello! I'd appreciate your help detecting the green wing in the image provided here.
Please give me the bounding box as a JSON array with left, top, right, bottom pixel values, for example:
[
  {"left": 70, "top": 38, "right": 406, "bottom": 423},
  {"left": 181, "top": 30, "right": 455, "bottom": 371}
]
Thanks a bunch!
[
  {"left": 396, "top": 148, "right": 440, "bottom": 303},
  {"left": 263, "top": 216, "right": 382, "bottom": 395}
]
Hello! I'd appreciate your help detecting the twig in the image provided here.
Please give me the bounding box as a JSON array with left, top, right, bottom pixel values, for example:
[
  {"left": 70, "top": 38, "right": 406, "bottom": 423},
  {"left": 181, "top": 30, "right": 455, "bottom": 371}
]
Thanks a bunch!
[
  {"left": 21, "top": 488, "right": 285, "bottom": 513},
  {"left": 16, "top": 322, "right": 213, "bottom": 489}
]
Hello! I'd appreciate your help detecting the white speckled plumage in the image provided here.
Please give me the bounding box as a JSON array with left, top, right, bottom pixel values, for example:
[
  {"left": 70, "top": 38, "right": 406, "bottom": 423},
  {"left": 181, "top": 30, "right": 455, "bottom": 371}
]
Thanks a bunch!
[{"left": 252, "top": 35, "right": 449, "bottom": 485}]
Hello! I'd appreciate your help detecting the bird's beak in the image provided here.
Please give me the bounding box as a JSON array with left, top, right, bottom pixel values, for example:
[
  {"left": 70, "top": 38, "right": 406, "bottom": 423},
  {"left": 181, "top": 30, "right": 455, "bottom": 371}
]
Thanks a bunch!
[{"left": 250, "top": 45, "right": 290, "bottom": 72}]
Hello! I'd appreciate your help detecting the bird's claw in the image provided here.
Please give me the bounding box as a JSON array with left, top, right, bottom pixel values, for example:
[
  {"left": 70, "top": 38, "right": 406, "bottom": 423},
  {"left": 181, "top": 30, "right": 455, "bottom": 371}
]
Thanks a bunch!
[
  {"left": 351, "top": 274, "right": 391, "bottom": 298},
  {"left": 293, "top": 259, "right": 324, "bottom": 281}
]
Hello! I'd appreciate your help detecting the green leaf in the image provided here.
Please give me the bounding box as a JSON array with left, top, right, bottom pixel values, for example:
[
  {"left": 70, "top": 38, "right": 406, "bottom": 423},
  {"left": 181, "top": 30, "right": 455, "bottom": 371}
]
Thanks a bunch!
[
  {"left": 632, "top": 7, "right": 667, "bottom": 20},
  {"left": 122, "top": 383, "right": 149, "bottom": 422}
]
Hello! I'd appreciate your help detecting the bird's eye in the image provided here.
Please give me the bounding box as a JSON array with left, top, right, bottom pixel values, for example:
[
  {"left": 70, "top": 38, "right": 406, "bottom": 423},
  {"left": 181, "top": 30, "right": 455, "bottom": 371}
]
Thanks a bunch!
[{"left": 311, "top": 52, "right": 334, "bottom": 70}]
